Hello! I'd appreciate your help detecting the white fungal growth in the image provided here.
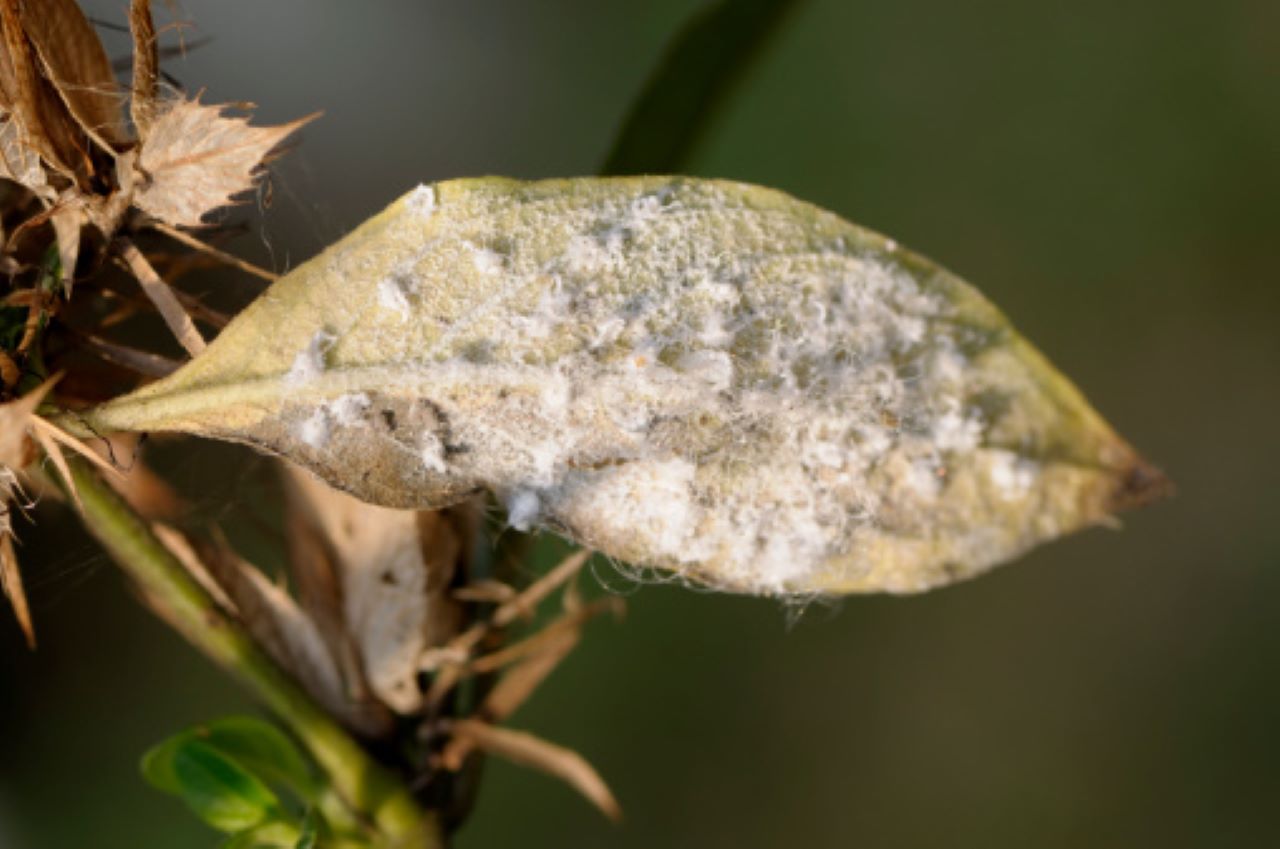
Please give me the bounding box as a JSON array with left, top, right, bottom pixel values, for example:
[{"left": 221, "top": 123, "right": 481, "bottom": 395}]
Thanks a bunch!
[
  {"left": 932, "top": 402, "right": 984, "bottom": 454},
  {"left": 93, "top": 177, "right": 1153, "bottom": 597},
  {"left": 675, "top": 350, "right": 734, "bottom": 392},
  {"left": 505, "top": 489, "right": 541, "bottom": 531},
  {"left": 470, "top": 245, "right": 505, "bottom": 275},
  {"left": 285, "top": 331, "right": 333, "bottom": 386},
  {"left": 337, "top": 180, "right": 1043, "bottom": 591},
  {"left": 327, "top": 393, "right": 371, "bottom": 425},
  {"left": 419, "top": 432, "right": 448, "bottom": 474},
  {"left": 576, "top": 459, "right": 706, "bottom": 562},
  {"left": 298, "top": 410, "right": 329, "bottom": 448},
  {"left": 905, "top": 459, "right": 943, "bottom": 500},
  {"left": 377, "top": 276, "right": 412, "bottom": 319},
  {"left": 406, "top": 183, "right": 436, "bottom": 218},
  {"left": 986, "top": 450, "right": 1039, "bottom": 500}
]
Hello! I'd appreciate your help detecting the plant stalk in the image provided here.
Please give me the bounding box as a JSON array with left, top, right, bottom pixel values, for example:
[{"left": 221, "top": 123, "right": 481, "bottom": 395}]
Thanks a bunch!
[{"left": 63, "top": 455, "right": 445, "bottom": 849}]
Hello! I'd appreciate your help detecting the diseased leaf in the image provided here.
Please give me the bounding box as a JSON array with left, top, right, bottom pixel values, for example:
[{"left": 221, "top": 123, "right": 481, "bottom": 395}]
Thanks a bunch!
[
  {"left": 75, "top": 177, "right": 1169, "bottom": 596},
  {"left": 133, "top": 97, "right": 315, "bottom": 228}
]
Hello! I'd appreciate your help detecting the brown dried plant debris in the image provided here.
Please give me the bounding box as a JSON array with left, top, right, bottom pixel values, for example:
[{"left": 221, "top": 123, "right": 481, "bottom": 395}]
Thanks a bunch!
[
  {"left": 0, "top": 1, "right": 313, "bottom": 633},
  {"left": 419, "top": 548, "right": 624, "bottom": 820},
  {"left": 283, "top": 466, "right": 470, "bottom": 718},
  {"left": 0, "top": 380, "right": 41, "bottom": 647},
  {"left": 131, "top": 95, "right": 317, "bottom": 229},
  {"left": 0, "top": 0, "right": 313, "bottom": 367},
  {"left": 0, "top": 376, "right": 115, "bottom": 647},
  {"left": 445, "top": 719, "right": 623, "bottom": 823},
  {"left": 140, "top": 466, "right": 621, "bottom": 815}
]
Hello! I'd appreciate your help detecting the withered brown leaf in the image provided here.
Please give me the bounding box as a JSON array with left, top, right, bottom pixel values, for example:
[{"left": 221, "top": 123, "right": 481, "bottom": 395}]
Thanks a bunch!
[
  {"left": 128, "top": 0, "right": 159, "bottom": 136},
  {"left": 0, "top": 114, "right": 46, "bottom": 191},
  {"left": 0, "top": 381, "right": 47, "bottom": 649},
  {"left": 285, "top": 466, "right": 465, "bottom": 714},
  {"left": 0, "top": 0, "right": 94, "bottom": 183},
  {"left": 19, "top": 0, "right": 128, "bottom": 149},
  {"left": 0, "top": 531, "right": 30, "bottom": 648},
  {"left": 133, "top": 97, "right": 316, "bottom": 228},
  {"left": 160, "top": 525, "right": 392, "bottom": 738},
  {"left": 0, "top": 379, "right": 121, "bottom": 648}
]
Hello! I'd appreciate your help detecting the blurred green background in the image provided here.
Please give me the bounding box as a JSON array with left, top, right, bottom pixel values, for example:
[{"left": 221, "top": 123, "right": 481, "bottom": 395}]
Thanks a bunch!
[{"left": 2, "top": 1, "right": 1277, "bottom": 847}]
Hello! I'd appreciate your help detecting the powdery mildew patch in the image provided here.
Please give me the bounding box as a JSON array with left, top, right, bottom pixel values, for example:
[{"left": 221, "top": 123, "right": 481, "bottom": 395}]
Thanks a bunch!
[{"left": 87, "top": 178, "right": 1149, "bottom": 596}]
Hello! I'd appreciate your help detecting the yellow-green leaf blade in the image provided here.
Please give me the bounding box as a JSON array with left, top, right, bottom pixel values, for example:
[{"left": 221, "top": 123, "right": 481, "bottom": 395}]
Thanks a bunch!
[{"left": 74, "top": 177, "right": 1168, "bottom": 596}]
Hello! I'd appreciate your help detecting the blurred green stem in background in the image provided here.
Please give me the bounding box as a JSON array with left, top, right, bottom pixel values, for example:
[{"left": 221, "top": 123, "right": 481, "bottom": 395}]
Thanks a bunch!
[
  {"left": 602, "top": 0, "right": 803, "bottom": 175},
  {"left": 62, "top": 456, "right": 443, "bottom": 849}
]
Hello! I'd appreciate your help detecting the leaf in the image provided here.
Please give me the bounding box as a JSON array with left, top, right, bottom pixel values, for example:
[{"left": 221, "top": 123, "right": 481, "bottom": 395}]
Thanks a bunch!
[
  {"left": 0, "top": 378, "right": 43, "bottom": 476},
  {"left": 50, "top": 200, "right": 84, "bottom": 293},
  {"left": 129, "top": 0, "right": 159, "bottom": 136},
  {"left": 133, "top": 97, "right": 316, "bottom": 228},
  {"left": 284, "top": 467, "right": 464, "bottom": 714},
  {"left": 219, "top": 820, "right": 301, "bottom": 849},
  {"left": 194, "top": 716, "right": 321, "bottom": 804},
  {"left": 18, "top": 0, "right": 128, "bottom": 149},
  {"left": 602, "top": 0, "right": 802, "bottom": 175},
  {"left": 293, "top": 809, "right": 321, "bottom": 849},
  {"left": 0, "top": 529, "right": 30, "bottom": 647},
  {"left": 74, "top": 177, "right": 1170, "bottom": 596},
  {"left": 141, "top": 719, "right": 341, "bottom": 844},
  {"left": 0, "top": 0, "right": 94, "bottom": 182},
  {"left": 142, "top": 735, "right": 281, "bottom": 833},
  {"left": 0, "top": 115, "right": 46, "bottom": 190},
  {"left": 187, "top": 532, "right": 389, "bottom": 737}
]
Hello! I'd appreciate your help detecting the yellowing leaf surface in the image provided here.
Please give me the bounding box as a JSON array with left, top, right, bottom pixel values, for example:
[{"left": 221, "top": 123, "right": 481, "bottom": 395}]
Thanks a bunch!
[{"left": 73, "top": 178, "right": 1167, "bottom": 595}]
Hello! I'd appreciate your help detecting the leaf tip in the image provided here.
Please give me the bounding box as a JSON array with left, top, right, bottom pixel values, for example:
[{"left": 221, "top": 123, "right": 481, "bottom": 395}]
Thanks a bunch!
[{"left": 1106, "top": 453, "right": 1174, "bottom": 515}]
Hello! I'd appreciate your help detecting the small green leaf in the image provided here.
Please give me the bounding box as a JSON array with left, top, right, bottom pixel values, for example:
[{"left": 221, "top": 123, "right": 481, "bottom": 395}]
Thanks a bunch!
[
  {"left": 196, "top": 716, "right": 322, "bottom": 803},
  {"left": 220, "top": 818, "right": 301, "bottom": 849},
  {"left": 294, "top": 808, "right": 321, "bottom": 849},
  {"left": 146, "top": 736, "right": 281, "bottom": 833},
  {"left": 140, "top": 734, "right": 187, "bottom": 796},
  {"left": 77, "top": 177, "right": 1168, "bottom": 596},
  {"left": 603, "top": 0, "right": 802, "bottom": 175}
]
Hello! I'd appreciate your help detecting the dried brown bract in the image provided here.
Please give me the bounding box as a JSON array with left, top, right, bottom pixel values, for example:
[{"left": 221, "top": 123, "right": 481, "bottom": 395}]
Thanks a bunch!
[{"left": 0, "top": 0, "right": 313, "bottom": 643}]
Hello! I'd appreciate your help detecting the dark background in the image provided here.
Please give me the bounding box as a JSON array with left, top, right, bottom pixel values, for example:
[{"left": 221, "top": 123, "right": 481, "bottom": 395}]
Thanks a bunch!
[{"left": 2, "top": 1, "right": 1277, "bottom": 847}]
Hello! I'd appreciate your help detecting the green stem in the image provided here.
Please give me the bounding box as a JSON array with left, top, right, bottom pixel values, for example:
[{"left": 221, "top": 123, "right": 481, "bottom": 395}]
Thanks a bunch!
[{"left": 64, "top": 456, "right": 445, "bottom": 849}]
